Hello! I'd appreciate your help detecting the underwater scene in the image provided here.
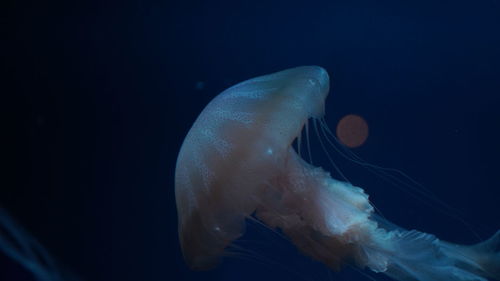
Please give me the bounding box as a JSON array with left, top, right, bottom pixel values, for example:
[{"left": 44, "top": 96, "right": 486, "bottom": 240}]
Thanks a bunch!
[{"left": 4, "top": 0, "right": 500, "bottom": 280}]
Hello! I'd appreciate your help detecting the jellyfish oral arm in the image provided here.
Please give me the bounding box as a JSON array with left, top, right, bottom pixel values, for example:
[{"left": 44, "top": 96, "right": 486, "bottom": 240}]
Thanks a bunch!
[{"left": 257, "top": 148, "right": 500, "bottom": 281}]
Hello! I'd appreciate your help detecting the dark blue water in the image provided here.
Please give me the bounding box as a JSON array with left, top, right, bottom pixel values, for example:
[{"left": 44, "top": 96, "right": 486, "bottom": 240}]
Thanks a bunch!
[{"left": 4, "top": 0, "right": 500, "bottom": 280}]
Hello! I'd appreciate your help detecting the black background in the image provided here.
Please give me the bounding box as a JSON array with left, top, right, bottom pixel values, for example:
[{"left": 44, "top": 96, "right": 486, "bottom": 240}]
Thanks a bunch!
[{"left": 4, "top": 0, "right": 500, "bottom": 280}]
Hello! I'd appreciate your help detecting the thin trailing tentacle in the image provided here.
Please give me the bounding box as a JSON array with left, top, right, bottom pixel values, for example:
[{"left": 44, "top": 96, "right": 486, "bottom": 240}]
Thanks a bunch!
[{"left": 0, "top": 208, "right": 80, "bottom": 281}]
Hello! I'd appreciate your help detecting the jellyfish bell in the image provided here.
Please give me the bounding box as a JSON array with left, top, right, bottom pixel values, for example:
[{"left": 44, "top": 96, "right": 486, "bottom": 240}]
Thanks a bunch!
[
  {"left": 175, "top": 66, "right": 500, "bottom": 280},
  {"left": 175, "top": 66, "right": 329, "bottom": 268}
]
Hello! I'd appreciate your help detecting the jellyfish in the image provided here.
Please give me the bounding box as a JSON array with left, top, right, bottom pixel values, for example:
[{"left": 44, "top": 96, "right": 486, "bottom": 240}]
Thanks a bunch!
[
  {"left": 175, "top": 66, "right": 500, "bottom": 281},
  {"left": 0, "top": 208, "right": 81, "bottom": 281}
]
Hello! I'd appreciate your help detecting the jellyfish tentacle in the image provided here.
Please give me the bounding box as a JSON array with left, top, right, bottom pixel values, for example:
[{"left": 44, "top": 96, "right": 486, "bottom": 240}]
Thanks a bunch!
[
  {"left": 0, "top": 208, "right": 79, "bottom": 281},
  {"left": 318, "top": 117, "right": 484, "bottom": 241}
]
